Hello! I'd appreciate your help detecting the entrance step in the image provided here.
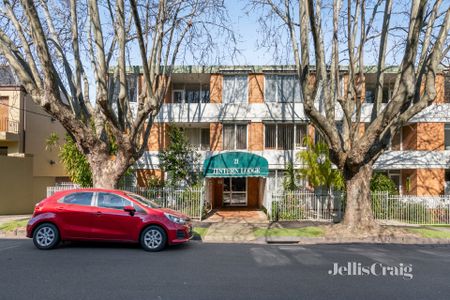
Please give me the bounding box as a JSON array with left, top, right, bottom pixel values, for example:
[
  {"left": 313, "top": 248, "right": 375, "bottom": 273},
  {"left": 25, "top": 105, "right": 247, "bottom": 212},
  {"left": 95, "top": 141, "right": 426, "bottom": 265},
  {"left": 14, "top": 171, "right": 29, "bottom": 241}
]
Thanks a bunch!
[{"left": 203, "top": 209, "right": 269, "bottom": 224}]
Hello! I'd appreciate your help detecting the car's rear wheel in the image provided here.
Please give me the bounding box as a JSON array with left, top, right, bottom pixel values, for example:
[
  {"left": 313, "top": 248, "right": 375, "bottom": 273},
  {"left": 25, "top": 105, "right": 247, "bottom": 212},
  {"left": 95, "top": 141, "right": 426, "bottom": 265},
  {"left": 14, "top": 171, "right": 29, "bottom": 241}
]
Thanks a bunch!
[
  {"left": 33, "top": 223, "right": 60, "bottom": 250},
  {"left": 140, "top": 225, "right": 166, "bottom": 252}
]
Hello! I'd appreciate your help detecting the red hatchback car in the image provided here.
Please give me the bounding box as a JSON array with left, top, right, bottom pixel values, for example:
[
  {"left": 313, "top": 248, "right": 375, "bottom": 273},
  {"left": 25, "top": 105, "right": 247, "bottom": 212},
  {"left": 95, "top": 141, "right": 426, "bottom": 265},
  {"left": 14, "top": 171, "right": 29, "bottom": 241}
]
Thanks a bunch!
[{"left": 26, "top": 189, "right": 192, "bottom": 251}]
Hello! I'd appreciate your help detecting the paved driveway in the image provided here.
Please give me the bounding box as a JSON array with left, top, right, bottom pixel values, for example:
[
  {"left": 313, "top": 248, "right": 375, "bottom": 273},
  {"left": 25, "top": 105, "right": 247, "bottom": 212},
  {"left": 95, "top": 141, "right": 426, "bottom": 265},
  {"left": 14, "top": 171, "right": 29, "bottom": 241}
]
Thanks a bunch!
[{"left": 0, "top": 239, "right": 449, "bottom": 300}]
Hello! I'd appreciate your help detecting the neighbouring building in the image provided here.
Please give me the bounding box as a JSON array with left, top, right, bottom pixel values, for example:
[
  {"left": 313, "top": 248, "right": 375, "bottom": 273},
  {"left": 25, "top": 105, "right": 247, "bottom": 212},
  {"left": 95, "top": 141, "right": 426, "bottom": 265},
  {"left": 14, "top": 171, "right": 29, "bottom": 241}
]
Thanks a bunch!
[
  {"left": 128, "top": 65, "right": 450, "bottom": 210},
  {"left": 0, "top": 66, "right": 68, "bottom": 214}
]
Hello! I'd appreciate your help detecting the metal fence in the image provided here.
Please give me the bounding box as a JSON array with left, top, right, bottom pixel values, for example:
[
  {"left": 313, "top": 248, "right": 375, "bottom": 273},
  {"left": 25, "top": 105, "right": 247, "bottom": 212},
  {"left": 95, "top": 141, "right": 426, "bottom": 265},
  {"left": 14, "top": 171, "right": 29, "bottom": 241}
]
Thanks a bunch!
[
  {"left": 372, "top": 192, "right": 450, "bottom": 225},
  {"left": 269, "top": 191, "right": 343, "bottom": 222},
  {"left": 47, "top": 185, "right": 205, "bottom": 220},
  {"left": 270, "top": 191, "right": 450, "bottom": 225}
]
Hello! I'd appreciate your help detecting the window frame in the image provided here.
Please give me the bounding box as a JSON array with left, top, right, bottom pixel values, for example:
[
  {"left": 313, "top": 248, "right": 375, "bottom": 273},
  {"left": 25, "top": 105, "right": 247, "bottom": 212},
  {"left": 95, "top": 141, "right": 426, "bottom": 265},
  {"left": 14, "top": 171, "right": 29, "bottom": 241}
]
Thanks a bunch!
[
  {"left": 264, "top": 123, "right": 307, "bottom": 150},
  {"left": 94, "top": 192, "right": 134, "bottom": 211},
  {"left": 222, "top": 75, "right": 248, "bottom": 103},
  {"left": 264, "top": 74, "right": 302, "bottom": 103},
  {"left": 171, "top": 84, "right": 210, "bottom": 103},
  {"left": 58, "top": 192, "right": 95, "bottom": 206},
  {"left": 183, "top": 126, "right": 210, "bottom": 151},
  {"left": 222, "top": 123, "right": 248, "bottom": 150}
]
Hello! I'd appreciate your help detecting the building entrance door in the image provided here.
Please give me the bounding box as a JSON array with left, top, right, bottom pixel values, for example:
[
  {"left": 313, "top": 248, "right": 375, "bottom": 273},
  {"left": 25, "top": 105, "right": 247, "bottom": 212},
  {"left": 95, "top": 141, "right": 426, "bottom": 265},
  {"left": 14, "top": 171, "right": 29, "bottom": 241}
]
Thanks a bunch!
[{"left": 223, "top": 177, "right": 247, "bottom": 206}]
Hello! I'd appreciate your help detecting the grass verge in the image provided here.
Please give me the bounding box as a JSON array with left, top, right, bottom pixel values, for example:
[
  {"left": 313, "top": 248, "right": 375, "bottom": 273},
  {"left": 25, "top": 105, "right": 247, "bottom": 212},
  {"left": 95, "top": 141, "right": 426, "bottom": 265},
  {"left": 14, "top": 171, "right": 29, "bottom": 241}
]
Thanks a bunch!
[
  {"left": 254, "top": 226, "right": 325, "bottom": 238},
  {"left": 407, "top": 228, "right": 450, "bottom": 239},
  {"left": 0, "top": 219, "right": 29, "bottom": 232}
]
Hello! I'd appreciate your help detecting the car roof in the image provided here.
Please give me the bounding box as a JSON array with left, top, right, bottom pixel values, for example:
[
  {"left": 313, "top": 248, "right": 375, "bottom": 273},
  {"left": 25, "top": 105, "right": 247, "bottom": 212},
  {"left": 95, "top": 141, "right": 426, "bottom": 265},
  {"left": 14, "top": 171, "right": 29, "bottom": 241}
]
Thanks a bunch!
[{"left": 52, "top": 188, "right": 129, "bottom": 197}]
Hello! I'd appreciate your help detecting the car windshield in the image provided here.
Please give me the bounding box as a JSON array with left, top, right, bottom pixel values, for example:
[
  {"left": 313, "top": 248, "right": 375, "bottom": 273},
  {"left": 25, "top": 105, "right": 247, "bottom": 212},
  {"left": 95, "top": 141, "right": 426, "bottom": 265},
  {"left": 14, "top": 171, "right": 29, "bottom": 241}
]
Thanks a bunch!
[{"left": 126, "top": 193, "right": 161, "bottom": 208}]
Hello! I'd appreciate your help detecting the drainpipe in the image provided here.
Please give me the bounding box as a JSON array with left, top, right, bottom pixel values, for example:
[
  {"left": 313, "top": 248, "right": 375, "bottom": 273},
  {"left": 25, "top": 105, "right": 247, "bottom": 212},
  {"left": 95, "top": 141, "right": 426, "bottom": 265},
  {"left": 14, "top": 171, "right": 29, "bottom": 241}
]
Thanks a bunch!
[{"left": 22, "top": 90, "right": 26, "bottom": 154}]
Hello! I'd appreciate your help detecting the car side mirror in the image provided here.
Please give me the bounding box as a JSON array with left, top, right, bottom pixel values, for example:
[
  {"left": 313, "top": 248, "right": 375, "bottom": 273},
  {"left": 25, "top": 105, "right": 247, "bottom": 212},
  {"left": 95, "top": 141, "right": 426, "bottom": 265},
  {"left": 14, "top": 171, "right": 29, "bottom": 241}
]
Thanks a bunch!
[{"left": 124, "top": 205, "right": 136, "bottom": 216}]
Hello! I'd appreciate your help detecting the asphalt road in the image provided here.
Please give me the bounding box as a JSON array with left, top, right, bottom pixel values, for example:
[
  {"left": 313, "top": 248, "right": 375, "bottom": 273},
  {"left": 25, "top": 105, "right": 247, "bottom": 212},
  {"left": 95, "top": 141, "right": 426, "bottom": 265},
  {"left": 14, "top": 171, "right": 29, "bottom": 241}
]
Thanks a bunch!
[{"left": 0, "top": 239, "right": 450, "bottom": 300}]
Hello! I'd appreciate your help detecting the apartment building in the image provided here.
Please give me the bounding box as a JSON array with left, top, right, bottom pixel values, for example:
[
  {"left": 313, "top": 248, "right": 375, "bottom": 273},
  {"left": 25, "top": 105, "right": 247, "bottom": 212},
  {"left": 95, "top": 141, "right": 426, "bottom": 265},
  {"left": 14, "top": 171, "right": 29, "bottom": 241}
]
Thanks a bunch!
[
  {"left": 0, "top": 66, "right": 67, "bottom": 214},
  {"left": 130, "top": 66, "right": 449, "bottom": 209}
]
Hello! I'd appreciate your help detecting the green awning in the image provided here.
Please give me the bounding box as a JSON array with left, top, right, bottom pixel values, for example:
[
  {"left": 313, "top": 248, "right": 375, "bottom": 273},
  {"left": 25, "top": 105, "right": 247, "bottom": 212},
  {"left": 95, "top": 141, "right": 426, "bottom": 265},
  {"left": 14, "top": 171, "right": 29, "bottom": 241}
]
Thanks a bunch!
[{"left": 203, "top": 151, "right": 269, "bottom": 178}]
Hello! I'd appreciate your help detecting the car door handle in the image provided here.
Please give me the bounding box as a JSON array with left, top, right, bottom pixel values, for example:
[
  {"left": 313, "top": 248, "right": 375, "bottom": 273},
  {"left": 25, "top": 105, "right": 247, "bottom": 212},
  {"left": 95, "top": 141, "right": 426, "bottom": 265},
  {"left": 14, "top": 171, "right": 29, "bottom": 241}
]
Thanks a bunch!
[
  {"left": 96, "top": 211, "right": 102, "bottom": 216},
  {"left": 57, "top": 206, "right": 64, "bottom": 211}
]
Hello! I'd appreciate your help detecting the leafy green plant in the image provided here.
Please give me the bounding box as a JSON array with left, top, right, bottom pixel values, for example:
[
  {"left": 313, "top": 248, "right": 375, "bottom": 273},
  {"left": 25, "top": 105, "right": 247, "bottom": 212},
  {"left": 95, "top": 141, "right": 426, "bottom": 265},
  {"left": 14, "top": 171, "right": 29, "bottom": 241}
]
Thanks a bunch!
[
  {"left": 283, "top": 162, "right": 299, "bottom": 191},
  {"left": 159, "top": 127, "right": 201, "bottom": 188},
  {"left": 370, "top": 173, "right": 398, "bottom": 194},
  {"left": 46, "top": 133, "right": 92, "bottom": 187},
  {"left": 297, "top": 136, "right": 344, "bottom": 191}
]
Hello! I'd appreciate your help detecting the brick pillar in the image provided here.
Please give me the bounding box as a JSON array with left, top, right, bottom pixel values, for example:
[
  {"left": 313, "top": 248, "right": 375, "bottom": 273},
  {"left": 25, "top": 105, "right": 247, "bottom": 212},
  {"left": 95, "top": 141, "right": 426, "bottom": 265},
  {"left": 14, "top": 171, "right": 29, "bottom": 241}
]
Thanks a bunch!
[
  {"left": 248, "top": 74, "right": 264, "bottom": 103},
  {"left": 249, "top": 122, "right": 264, "bottom": 151},
  {"left": 147, "top": 123, "right": 169, "bottom": 151},
  {"left": 210, "top": 74, "right": 223, "bottom": 103},
  {"left": 210, "top": 123, "right": 223, "bottom": 151}
]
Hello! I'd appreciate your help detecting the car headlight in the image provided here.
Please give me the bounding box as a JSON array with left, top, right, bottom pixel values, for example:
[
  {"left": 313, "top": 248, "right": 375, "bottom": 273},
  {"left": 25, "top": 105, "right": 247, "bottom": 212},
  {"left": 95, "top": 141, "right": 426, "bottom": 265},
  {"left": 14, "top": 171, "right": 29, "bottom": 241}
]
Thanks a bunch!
[{"left": 164, "top": 213, "right": 186, "bottom": 224}]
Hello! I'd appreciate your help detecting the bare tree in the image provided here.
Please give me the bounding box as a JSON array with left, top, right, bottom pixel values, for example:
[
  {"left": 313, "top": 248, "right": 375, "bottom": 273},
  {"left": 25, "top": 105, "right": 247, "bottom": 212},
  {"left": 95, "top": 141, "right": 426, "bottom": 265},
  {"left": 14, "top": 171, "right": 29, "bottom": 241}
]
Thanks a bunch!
[
  {"left": 0, "top": 0, "right": 233, "bottom": 188},
  {"left": 252, "top": 0, "right": 450, "bottom": 232}
]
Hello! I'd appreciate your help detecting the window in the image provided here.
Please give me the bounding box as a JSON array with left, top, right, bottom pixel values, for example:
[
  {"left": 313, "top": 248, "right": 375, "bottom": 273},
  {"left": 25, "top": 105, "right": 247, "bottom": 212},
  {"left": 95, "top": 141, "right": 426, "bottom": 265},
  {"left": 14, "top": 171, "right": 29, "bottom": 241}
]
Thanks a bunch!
[
  {"left": 184, "top": 127, "right": 210, "bottom": 150},
  {"left": 60, "top": 192, "right": 93, "bottom": 206},
  {"left": 267, "top": 170, "right": 305, "bottom": 193},
  {"left": 365, "top": 88, "right": 375, "bottom": 103},
  {"left": 173, "top": 90, "right": 184, "bottom": 103},
  {"left": 445, "top": 124, "right": 450, "bottom": 150},
  {"left": 109, "top": 75, "right": 138, "bottom": 103},
  {"left": 223, "top": 124, "right": 247, "bottom": 150},
  {"left": 172, "top": 84, "right": 210, "bottom": 103},
  {"left": 223, "top": 75, "right": 248, "bottom": 103},
  {"left": 265, "top": 124, "right": 306, "bottom": 150},
  {"left": 265, "top": 74, "right": 302, "bottom": 102},
  {"left": 97, "top": 193, "right": 132, "bottom": 210},
  {"left": 382, "top": 86, "right": 394, "bottom": 103}
]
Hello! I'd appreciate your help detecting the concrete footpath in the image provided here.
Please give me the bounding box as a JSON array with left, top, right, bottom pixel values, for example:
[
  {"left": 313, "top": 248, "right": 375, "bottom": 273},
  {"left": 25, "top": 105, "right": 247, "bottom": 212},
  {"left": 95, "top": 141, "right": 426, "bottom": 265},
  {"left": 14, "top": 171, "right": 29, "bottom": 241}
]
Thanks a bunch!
[{"left": 0, "top": 215, "right": 31, "bottom": 226}]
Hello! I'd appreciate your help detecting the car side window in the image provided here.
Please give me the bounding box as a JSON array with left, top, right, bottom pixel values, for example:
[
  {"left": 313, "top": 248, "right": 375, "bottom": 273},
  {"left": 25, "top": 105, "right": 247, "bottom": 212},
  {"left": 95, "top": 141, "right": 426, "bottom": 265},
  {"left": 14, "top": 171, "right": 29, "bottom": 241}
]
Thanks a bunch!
[
  {"left": 97, "top": 193, "right": 132, "bottom": 210},
  {"left": 61, "top": 192, "right": 94, "bottom": 206}
]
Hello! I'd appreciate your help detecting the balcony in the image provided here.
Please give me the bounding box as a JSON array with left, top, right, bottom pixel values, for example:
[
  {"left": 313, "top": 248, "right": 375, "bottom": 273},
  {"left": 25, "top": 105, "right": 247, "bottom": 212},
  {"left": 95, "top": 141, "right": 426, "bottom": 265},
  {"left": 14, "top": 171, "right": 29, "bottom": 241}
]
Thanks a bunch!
[{"left": 0, "top": 117, "right": 19, "bottom": 140}]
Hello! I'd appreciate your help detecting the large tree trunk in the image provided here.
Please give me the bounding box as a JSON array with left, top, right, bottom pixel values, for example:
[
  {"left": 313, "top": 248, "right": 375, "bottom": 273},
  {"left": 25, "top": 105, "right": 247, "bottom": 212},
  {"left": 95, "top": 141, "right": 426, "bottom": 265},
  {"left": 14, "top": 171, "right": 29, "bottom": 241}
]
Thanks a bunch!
[
  {"left": 88, "top": 150, "right": 131, "bottom": 189},
  {"left": 342, "top": 163, "right": 378, "bottom": 231}
]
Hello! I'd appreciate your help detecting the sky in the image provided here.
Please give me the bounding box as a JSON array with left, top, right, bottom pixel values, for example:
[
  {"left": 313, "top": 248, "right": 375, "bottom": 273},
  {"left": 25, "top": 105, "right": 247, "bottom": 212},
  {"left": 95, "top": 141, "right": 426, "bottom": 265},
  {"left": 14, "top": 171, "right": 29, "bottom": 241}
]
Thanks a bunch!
[{"left": 224, "top": 1, "right": 276, "bottom": 65}]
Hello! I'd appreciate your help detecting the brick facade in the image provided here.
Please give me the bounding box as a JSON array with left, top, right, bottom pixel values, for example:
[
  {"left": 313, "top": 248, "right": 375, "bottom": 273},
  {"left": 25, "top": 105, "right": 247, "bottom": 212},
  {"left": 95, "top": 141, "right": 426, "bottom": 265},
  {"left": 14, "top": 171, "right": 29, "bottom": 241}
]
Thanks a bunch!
[
  {"left": 248, "top": 122, "right": 264, "bottom": 150},
  {"left": 210, "top": 74, "right": 222, "bottom": 103},
  {"left": 416, "top": 169, "right": 445, "bottom": 196},
  {"left": 248, "top": 74, "right": 264, "bottom": 103},
  {"left": 147, "top": 123, "right": 169, "bottom": 151},
  {"left": 210, "top": 122, "right": 223, "bottom": 151}
]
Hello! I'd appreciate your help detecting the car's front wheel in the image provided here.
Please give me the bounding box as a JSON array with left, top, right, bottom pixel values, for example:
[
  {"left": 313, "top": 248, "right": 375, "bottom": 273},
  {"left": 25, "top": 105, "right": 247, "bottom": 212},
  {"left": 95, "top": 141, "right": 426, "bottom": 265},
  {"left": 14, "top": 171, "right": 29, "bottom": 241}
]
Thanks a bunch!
[
  {"left": 33, "top": 223, "right": 60, "bottom": 250},
  {"left": 140, "top": 225, "right": 167, "bottom": 252}
]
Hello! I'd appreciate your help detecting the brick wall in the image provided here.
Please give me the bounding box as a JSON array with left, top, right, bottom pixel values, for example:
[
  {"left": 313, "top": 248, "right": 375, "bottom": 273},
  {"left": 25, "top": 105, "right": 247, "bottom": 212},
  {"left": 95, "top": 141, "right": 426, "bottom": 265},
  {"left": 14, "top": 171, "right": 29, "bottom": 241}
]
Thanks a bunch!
[
  {"left": 402, "top": 124, "right": 417, "bottom": 150},
  {"left": 249, "top": 122, "right": 263, "bottom": 150},
  {"left": 147, "top": 123, "right": 169, "bottom": 151},
  {"left": 401, "top": 169, "right": 417, "bottom": 195},
  {"left": 434, "top": 74, "right": 445, "bottom": 103},
  {"left": 416, "top": 123, "right": 444, "bottom": 151},
  {"left": 248, "top": 74, "right": 264, "bottom": 103},
  {"left": 210, "top": 122, "right": 223, "bottom": 151},
  {"left": 210, "top": 74, "right": 223, "bottom": 103},
  {"left": 416, "top": 169, "right": 445, "bottom": 196}
]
